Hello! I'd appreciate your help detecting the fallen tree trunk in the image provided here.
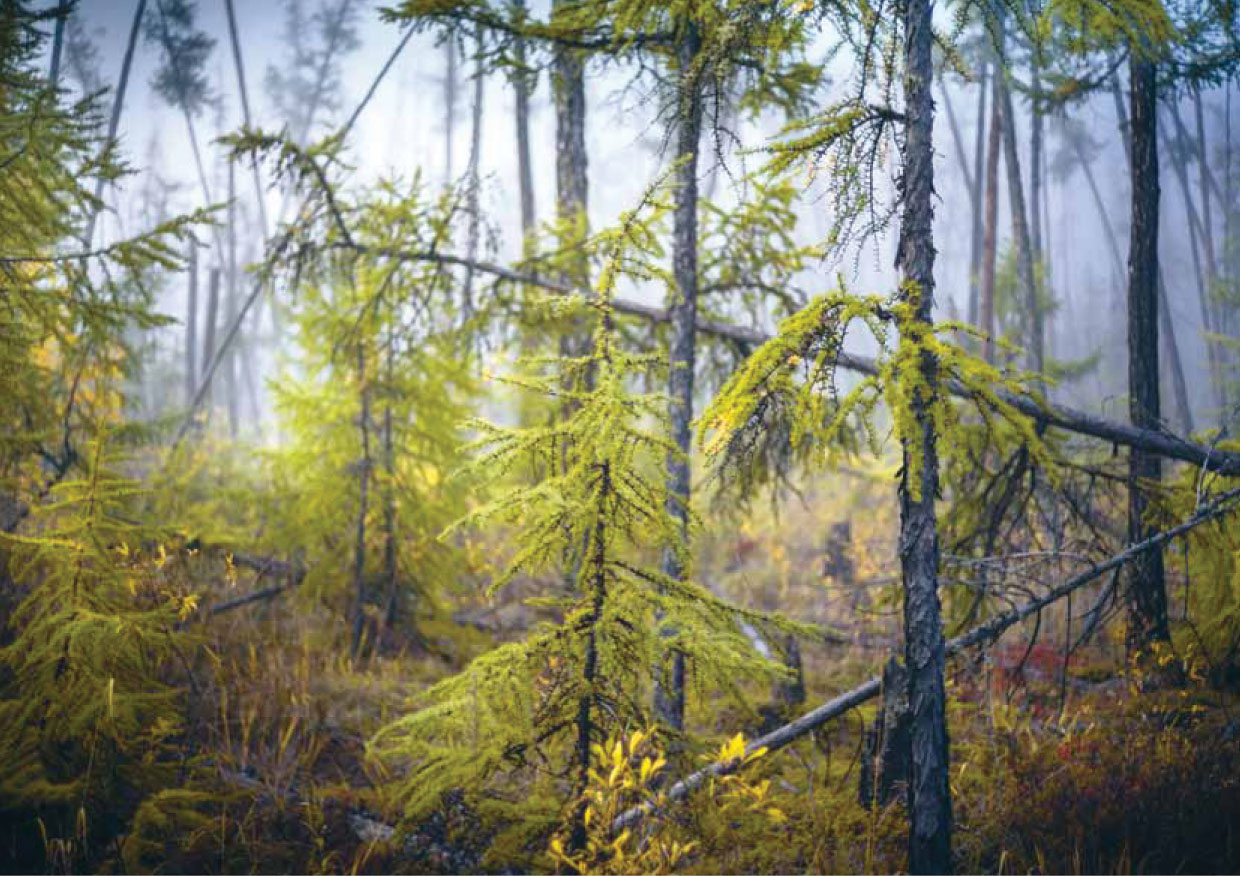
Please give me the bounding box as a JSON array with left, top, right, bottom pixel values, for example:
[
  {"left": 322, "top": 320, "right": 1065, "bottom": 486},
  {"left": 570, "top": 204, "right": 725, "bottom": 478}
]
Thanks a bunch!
[
  {"left": 337, "top": 246, "right": 1240, "bottom": 477},
  {"left": 611, "top": 485, "right": 1240, "bottom": 833}
]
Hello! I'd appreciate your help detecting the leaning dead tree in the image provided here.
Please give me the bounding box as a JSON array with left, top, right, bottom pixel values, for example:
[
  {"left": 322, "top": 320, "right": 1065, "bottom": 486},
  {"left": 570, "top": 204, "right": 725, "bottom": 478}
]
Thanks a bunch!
[{"left": 610, "top": 484, "right": 1240, "bottom": 833}]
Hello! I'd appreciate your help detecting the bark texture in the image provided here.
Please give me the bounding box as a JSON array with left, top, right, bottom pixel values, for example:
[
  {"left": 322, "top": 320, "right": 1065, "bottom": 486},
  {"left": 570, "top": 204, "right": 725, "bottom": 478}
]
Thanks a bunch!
[
  {"left": 859, "top": 656, "right": 912, "bottom": 809},
  {"left": 898, "top": 0, "right": 952, "bottom": 869},
  {"left": 1124, "top": 53, "right": 1171, "bottom": 653},
  {"left": 653, "top": 21, "right": 704, "bottom": 733},
  {"left": 552, "top": 0, "right": 588, "bottom": 234}
]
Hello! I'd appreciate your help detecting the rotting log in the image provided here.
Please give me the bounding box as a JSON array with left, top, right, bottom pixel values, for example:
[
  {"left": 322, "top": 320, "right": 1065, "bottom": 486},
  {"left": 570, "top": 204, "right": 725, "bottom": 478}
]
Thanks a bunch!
[{"left": 610, "top": 486, "right": 1240, "bottom": 833}]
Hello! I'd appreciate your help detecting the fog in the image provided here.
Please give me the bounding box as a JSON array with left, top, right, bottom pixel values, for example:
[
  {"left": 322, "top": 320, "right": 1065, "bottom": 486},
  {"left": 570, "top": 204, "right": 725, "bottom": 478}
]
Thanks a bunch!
[{"left": 64, "top": 0, "right": 1238, "bottom": 437}]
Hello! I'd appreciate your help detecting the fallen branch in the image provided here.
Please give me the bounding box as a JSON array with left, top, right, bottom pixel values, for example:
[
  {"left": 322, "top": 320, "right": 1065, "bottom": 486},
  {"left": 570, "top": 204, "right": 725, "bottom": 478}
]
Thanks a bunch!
[
  {"left": 611, "top": 485, "right": 1240, "bottom": 832},
  {"left": 176, "top": 542, "right": 307, "bottom": 625},
  {"left": 335, "top": 245, "right": 1240, "bottom": 477}
]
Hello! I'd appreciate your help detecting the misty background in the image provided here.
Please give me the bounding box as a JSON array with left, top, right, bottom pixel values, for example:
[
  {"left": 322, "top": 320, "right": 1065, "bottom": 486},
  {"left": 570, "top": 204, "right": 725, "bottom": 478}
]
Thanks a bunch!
[{"left": 55, "top": 0, "right": 1238, "bottom": 438}]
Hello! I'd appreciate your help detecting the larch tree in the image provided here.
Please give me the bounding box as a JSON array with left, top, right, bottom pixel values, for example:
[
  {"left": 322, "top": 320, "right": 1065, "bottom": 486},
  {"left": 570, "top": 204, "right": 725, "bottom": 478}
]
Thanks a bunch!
[{"left": 896, "top": 0, "right": 952, "bottom": 866}]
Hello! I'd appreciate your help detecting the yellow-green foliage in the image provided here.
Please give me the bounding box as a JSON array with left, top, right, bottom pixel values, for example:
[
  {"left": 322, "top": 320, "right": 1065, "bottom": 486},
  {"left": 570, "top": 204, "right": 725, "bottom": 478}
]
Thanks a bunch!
[
  {"left": 369, "top": 197, "right": 799, "bottom": 826},
  {"left": 386, "top": 0, "right": 818, "bottom": 123},
  {"left": 0, "top": 437, "right": 193, "bottom": 862},
  {"left": 1160, "top": 457, "right": 1240, "bottom": 681},
  {"left": 0, "top": 2, "right": 196, "bottom": 530},
  {"left": 547, "top": 728, "right": 783, "bottom": 875},
  {"left": 263, "top": 261, "right": 474, "bottom": 625},
  {"left": 700, "top": 283, "right": 1056, "bottom": 502}
]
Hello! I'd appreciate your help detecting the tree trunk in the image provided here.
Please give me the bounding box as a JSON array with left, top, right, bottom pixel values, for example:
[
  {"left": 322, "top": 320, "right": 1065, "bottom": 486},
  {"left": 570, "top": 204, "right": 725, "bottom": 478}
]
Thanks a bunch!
[
  {"left": 48, "top": 0, "right": 69, "bottom": 84},
  {"left": 224, "top": 0, "right": 276, "bottom": 339},
  {"left": 445, "top": 39, "right": 457, "bottom": 181},
  {"left": 1162, "top": 113, "right": 1225, "bottom": 413},
  {"left": 513, "top": 0, "right": 536, "bottom": 249},
  {"left": 296, "top": 0, "right": 356, "bottom": 146},
  {"left": 653, "top": 21, "right": 703, "bottom": 734},
  {"left": 551, "top": 0, "right": 592, "bottom": 386},
  {"left": 570, "top": 465, "right": 609, "bottom": 852},
  {"left": 980, "top": 60, "right": 1002, "bottom": 364},
  {"left": 223, "top": 0, "right": 269, "bottom": 239},
  {"left": 1125, "top": 52, "right": 1171, "bottom": 654},
  {"left": 202, "top": 267, "right": 221, "bottom": 422},
  {"left": 225, "top": 160, "right": 240, "bottom": 438},
  {"left": 936, "top": 75, "right": 979, "bottom": 326},
  {"left": 1076, "top": 135, "right": 1194, "bottom": 432},
  {"left": 552, "top": 0, "right": 588, "bottom": 256},
  {"left": 859, "top": 656, "right": 912, "bottom": 809},
  {"left": 462, "top": 30, "right": 485, "bottom": 318},
  {"left": 381, "top": 333, "right": 400, "bottom": 635},
  {"left": 84, "top": 0, "right": 147, "bottom": 248},
  {"left": 996, "top": 64, "right": 1043, "bottom": 373},
  {"left": 1030, "top": 67, "right": 1044, "bottom": 261},
  {"left": 352, "top": 341, "right": 372, "bottom": 660},
  {"left": 186, "top": 242, "right": 198, "bottom": 406},
  {"left": 898, "top": 0, "right": 952, "bottom": 868},
  {"left": 970, "top": 64, "right": 988, "bottom": 329}
]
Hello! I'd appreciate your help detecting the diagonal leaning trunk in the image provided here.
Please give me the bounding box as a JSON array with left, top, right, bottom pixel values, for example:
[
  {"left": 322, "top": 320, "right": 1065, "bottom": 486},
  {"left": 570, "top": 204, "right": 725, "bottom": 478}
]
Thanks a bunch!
[
  {"left": 1124, "top": 51, "right": 1171, "bottom": 655},
  {"left": 653, "top": 19, "right": 704, "bottom": 734},
  {"left": 898, "top": 0, "right": 952, "bottom": 870}
]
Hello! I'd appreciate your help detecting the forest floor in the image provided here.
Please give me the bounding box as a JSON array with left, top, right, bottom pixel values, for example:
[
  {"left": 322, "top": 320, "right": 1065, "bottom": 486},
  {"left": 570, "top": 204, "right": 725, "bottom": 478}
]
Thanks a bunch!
[{"left": 119, "top": 467, "right": 1240, "bottom": 876}]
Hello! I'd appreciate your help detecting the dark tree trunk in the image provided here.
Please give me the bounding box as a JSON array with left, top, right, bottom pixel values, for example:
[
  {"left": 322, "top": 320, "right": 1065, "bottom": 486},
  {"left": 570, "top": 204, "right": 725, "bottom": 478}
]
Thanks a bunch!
[
  {"left": 859, "top": 656, "right": 912, "bottom": 809},
  {"left": 1077, "top": 134, "right": 1194, "bottom": 432},
  {"left": 980, "top": 60, "right": 1002, "bottom": 364},
  {"left": 898, "top": 0, "right": 952, "bottom": 869},
  {"left": 552, "top": 0, "right": 588, "bottom": 250},
  {"left": 570, "top": 465, "right": 608, "bottom": 852},
  {"left": 1125, "top": 53, "right": 1171, "bottom": 654},
  {"left": 552, "top": 0, "right": 591, "bottom": 378},
  {"left": 49, "top": 0, "right": 69, "bottom": 84},
  {"left": 653, "top": 20, "right": 704, "bottom": 734}
]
